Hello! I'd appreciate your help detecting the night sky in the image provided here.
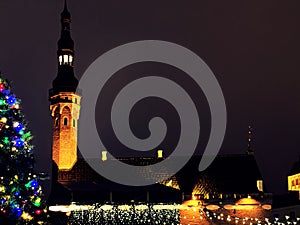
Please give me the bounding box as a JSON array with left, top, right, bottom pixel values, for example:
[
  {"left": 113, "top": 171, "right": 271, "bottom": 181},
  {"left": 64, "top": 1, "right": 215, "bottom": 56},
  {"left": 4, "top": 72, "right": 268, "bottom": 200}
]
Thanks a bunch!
[{"left": 0, "top": 0, "right": 300, "bottom": 195}]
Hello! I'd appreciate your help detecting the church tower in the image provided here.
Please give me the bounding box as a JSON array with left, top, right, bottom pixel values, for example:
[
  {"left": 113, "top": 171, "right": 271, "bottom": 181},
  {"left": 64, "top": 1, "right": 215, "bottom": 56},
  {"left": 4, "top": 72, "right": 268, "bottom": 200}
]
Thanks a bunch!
[{"left": 49, "top": 0, "right": 81, "bottom": 171}]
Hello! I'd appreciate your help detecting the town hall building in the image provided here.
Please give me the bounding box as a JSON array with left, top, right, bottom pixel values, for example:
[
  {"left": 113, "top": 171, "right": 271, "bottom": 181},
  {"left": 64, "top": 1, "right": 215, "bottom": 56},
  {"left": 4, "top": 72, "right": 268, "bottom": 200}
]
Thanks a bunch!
[{"left": 49, "top": 1, "right": 266, "bottom": 205}]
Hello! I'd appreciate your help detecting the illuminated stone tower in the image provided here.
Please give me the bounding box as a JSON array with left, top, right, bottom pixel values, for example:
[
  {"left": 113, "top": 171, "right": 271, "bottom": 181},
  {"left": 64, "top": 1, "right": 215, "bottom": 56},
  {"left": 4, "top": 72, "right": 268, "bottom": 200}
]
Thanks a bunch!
[{"left": 49, "top": 0, "right": 81, "bottom": 171}]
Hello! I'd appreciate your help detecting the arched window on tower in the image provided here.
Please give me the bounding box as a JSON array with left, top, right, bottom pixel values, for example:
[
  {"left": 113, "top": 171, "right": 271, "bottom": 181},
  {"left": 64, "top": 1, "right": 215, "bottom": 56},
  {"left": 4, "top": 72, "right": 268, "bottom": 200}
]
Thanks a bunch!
[
  {"left": 58, "top": 54, "right": 73, "bottom": 66},
  {"left": 59, "top": 55, "right": 63, "bottom": 65},
  {"left": 62, "top": 106, "right": 70, "bottom": 127},
  {"left": 69, "top": 55, "right": 73, "bottom": 64},
  {"left": 63, "top": 55, "right": 68, "bottom": 64},
  {"left": 64, "top": 117, "right": 68, "bottom": 126}
]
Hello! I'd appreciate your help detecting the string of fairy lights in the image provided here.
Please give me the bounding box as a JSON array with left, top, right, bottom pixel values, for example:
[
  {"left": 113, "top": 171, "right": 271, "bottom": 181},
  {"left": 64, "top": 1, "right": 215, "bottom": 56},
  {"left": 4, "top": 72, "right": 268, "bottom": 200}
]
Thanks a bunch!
[
  {"left": 68, "top": 203, "right": 180, "bottom": 225},
  {"left": 62, "top": 202, "right": 300, "bottom": 225},
  {"left": 203, "top": 209, "right": 300, "bottom": 225}
]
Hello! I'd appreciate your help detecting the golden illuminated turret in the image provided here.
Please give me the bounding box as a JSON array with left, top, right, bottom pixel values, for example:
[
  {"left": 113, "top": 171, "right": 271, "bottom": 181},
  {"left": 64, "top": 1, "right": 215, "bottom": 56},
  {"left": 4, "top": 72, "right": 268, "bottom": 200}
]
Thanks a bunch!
[
  {"left": 49, "top": 0, "right": 81, "bottom": 170},
  {"left": 50, "top": 93, "right": 80, "bottom": 170}
]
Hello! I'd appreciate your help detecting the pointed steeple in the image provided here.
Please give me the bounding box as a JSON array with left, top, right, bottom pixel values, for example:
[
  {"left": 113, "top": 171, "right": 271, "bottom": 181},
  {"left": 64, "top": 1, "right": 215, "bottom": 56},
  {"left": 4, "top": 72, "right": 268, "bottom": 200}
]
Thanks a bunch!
[
  {"left": 51, "top": 0, "right": 78, "bottom": 95},
  {"left": 58, "top": 0, "right": 73, "bottom": 59},
  {"left": 60, "top": 0, "right": 71, "bottom": 33},
  {"left": 246, "top": 125, "right": 254, "bottom": 155},
  {"left": 63, "top": 0, "right": 69, "bottom": 15}
]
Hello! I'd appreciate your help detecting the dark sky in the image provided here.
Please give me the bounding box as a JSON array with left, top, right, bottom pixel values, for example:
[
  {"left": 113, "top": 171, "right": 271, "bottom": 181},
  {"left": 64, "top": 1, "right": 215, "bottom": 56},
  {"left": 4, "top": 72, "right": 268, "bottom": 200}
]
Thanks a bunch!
[{"left": 0, "top": 0, "right": 300, "bottom": 195}]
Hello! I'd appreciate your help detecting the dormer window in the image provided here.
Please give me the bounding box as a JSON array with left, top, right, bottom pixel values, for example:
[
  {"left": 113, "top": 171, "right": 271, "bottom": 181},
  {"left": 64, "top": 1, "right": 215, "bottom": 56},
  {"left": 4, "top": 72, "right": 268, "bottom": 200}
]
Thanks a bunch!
[{"left": 59, "top": 54, "right": 73, "bottom": 66}]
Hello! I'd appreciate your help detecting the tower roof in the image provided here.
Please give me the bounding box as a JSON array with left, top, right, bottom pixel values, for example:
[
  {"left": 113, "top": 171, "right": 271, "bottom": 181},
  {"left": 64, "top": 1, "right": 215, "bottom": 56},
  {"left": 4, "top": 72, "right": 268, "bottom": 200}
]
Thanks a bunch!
[
  {"left": 58, "top": 0, "right": 74, "bottom": 52},
  {"left": 288, "top": 156, "right": 300, "bottom": 175},
  {"left": 61, "top": 0, "right": 71, "bottom": 19},
  {"left": 50, "top": 0, "right": 78, "bottom": 96}
]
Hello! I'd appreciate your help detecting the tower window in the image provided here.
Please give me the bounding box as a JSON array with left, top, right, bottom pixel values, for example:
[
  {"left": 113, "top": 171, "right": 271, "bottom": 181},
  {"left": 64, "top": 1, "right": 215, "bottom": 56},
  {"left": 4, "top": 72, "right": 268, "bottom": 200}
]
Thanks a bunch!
[
  {"left": 73, "top": 119, "right": 76, "bottom": 127},
  {"left": 69, "top": 55, "right": 73, "bottom": 64},
  {"left": 74, "top": 98, "right": 78, "bottom": 104},
  {"left": 58, "top": 54, "right": 73, "bottom": 66},
  {"left": 63, "top": 55, "right": 68, "bottom": 64},
  {"left": 63, "top": 118, "right": 68, "bottom": 126},
  {"left": 59, "top": 55, "right": 63, "bottom": 65}
]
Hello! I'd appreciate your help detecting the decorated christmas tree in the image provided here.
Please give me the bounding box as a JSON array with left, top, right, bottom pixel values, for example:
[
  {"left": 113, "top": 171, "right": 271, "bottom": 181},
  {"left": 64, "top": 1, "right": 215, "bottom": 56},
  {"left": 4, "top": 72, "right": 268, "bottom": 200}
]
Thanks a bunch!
[{"left": 0, "top": 75, "right": 46, "bottom": 223}]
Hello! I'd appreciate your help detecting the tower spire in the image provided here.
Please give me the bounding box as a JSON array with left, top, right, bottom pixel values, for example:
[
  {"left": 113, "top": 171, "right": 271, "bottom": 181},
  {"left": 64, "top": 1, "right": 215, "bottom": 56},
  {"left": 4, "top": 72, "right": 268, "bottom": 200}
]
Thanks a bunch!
[
  {"left": 64, "top": 0, "right": 67, "bottom": 10},
  {"left": 61, "top": 0, "right": 71, "bottom": 26},
  {"left": 246, "top": 125, "right": 254, "bottom": 155},
  {"left": 50, "top": 0, "right": 78, "bottom": 95}
]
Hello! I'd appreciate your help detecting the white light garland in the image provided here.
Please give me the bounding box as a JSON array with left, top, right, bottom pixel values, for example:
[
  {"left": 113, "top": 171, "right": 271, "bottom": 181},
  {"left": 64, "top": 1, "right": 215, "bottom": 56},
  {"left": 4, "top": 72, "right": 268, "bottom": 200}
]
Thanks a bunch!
[
  {"left": 203, "top": 208, "right": 300, "bottom": 225},
  {"left": 49, "top": 202, "right": 300, "bottom": 225}
]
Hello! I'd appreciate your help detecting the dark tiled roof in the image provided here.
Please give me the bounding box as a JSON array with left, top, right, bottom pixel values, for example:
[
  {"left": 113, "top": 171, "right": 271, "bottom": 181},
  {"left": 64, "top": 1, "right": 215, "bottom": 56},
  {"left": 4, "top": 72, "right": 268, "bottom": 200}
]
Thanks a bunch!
[
  {"left": 175, "top": 154, "right": 263, "bottom": 194},
  {"left": 288, "top": 157, "right": 300, "bottom": 175},
  {"left": 50, "top": 154, "right": 264, "bottom": 204}
]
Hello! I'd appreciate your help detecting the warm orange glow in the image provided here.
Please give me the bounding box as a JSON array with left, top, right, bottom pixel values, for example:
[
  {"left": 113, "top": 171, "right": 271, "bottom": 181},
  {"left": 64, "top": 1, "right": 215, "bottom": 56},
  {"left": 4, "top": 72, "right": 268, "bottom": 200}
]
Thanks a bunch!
[
  {"left": 225, "top": 203, "right": 267, "bottom": 211},
  {"left": 206, "top": 205, "right": 220, "bottom": 210},
  {"left": 235, "top": 197, "right": 260, "bottom": 206},
  {"left": 181, "top": 200, "right": 202, "bottom": 207},
  {"left": 160, "top": 177, "right": 180, "bottom": 190},
  {"left": 257, "top": 180, "right": 263, "bottom": 192},
  {"left": 234, "top": 205, "right": 260, "bottom": 210},
  {"left": 224, "top": 204, "right": 234, "bottom": 210},
  {"left": 262, "top": 204, "right": 272, "bottom": 210},
  {"left": 288, "top": 173, "right": 300, "bottom": 199},
  {"left": 50, "top": 92, "right": 81, "bottom": 171}
]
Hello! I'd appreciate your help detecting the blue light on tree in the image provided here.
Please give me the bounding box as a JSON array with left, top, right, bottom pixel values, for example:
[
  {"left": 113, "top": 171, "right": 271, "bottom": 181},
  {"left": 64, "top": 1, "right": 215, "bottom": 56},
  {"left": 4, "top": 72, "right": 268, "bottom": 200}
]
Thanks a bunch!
[
  {"left": 14, "top": 138, "right": 24, "bottom": 148},
  {"left": 11, "top": 207, "right": 22, "bottom": 219},
  {"left": 13, "top": 122, "right": 23, "bottom": 132},
  {"left": 7, "top": 95, "right": 16, "bottom": 105},
  {"left": 2, "top": 89, "right": 10, "bottom": 96},
  {"left": 30, "top": 180, "right": 38, "bottom": 190},
  {"left": 25, "top": 179, "right": 39, "bottom": 190}
]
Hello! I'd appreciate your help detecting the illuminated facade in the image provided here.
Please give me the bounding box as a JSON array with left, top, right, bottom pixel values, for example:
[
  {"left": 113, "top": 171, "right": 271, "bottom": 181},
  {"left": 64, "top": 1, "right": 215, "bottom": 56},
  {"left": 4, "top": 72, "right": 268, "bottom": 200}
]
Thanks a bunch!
[
  {"left": 288, "top": 173, "right": 300, "bottom": 199},
  {"left": 49, "top": 0, "right": 81, "bottom": 171},
  {"left": 257, "top": 180, "right": 263, "bottom": 192},
  {"left": 288, "top": 173, "right": 300, "bottom": 191},
  {"left": 287, "top": 157, "right": 300, "bottom": 199}
]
